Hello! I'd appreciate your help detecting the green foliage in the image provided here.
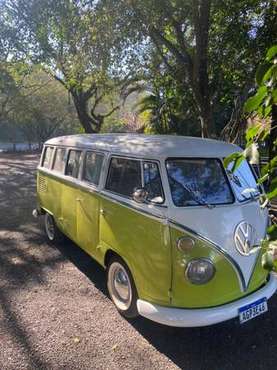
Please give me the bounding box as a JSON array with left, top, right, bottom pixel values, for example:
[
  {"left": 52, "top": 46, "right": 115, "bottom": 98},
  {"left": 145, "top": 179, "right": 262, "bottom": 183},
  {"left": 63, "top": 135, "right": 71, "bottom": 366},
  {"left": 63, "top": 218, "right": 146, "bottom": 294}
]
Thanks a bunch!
[
  {"left": 1, "top": 0, "right": 276, "bottom": 139},
  {"left": 0, "top": 61, "right": 32, "bottom": 121},
  {"left": 106, "top": 0, "right": 275, "bottom": 137},
  {"left": 244, "top": 86, "right": 268, "bottom": 114},
  {"left": 225, "top": 45, "right": 277, "bottom": 240},
  {"left": 244, "top": 45, "right": 277, "bottom": 119},
  {"left": 223, "top": 152, "right": 245, "bottom": 172},
  {"left": 266, "top": 46, "right": 277, "bottom": 61},
  {"left": 0, "top": 65, "right": 80, "bottom": 144},
  {"left": 1, "top": 0, "right": 122, "bottom": 133}
]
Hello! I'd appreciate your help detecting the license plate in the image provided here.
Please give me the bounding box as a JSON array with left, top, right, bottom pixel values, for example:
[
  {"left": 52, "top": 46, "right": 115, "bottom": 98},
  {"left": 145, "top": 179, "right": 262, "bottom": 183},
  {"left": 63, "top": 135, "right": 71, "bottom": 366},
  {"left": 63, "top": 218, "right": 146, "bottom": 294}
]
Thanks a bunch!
[{"left": 239, "top": 297, "right": 268, "bottom": 324}]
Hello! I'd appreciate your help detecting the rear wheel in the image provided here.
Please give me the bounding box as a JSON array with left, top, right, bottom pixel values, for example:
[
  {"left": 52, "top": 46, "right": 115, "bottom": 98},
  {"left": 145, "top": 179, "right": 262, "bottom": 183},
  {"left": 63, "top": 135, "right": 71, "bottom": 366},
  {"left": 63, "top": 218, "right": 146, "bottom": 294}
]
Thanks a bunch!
[
  {"left": 107, "top": 257, "right": 138, "bottom": 319},
  {"left": 44, "top": 213, "right": 64, "bottom": 243}
]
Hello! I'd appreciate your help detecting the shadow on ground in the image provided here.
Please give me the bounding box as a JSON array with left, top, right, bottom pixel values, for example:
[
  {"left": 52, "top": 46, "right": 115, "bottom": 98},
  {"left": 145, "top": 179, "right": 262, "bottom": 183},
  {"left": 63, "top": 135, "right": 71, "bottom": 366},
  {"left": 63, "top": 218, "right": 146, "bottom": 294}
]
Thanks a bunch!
[
  {"left": 55, "top": 237, "right": 277, "bottom": 370},
  {"left": 0, "top": 231, "right": 67, "bottom": 370}
]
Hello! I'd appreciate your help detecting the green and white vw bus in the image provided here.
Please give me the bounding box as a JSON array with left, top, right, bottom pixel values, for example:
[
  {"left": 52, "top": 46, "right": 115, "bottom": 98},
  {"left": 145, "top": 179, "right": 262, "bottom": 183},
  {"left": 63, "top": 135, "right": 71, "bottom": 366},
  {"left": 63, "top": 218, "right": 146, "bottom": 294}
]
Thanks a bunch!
[{"left": 34, "top": 134, "right": 277, "bottom": 327}]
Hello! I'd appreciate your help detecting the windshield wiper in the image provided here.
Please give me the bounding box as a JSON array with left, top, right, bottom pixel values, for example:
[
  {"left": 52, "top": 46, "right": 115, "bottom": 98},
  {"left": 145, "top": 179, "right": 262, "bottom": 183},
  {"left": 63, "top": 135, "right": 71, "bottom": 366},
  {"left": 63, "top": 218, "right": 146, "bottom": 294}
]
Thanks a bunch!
[{"left": 169, "top": 176, "right": 215, "bottom": 209}]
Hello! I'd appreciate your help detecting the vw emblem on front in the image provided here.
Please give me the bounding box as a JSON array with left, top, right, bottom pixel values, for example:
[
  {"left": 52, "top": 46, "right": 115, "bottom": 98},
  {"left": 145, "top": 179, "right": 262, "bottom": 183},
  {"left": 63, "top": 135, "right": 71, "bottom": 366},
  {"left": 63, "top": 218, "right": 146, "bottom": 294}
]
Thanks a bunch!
[{"left": 234, "top": 221, "right": 257, "bottom": 256}]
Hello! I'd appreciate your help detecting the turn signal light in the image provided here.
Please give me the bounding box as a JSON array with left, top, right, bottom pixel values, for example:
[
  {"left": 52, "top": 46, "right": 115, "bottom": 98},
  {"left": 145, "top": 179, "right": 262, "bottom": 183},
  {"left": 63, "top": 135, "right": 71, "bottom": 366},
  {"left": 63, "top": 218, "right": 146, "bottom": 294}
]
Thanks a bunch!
[{"left": 177, "top": 237, "right": 195, "bottom": 253}]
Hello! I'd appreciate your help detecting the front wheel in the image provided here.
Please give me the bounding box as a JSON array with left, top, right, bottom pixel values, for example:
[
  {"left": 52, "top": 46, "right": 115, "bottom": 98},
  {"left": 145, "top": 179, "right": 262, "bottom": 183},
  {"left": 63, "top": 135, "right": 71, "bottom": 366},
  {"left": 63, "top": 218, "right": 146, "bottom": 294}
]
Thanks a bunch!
[
  {"left": 107, "top": 257, "right": 138, "bottom": 319},
  {"left": 44, "top": 213, "right": 64, "bottom": 243}
]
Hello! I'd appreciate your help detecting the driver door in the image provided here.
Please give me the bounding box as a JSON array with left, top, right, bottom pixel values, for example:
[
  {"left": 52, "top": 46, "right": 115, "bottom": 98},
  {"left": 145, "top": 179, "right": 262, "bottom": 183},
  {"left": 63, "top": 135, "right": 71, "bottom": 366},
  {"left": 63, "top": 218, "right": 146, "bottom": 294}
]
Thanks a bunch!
[{"left": 99, "top": 156, "right": 171, "bottom": 305}]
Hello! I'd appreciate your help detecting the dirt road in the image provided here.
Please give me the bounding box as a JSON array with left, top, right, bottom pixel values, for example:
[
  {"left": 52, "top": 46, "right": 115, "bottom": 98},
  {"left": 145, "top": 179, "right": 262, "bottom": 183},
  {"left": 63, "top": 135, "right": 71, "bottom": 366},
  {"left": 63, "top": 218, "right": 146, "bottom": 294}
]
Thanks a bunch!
[{"left": 0, "top": 153, "right": 277, "bottom": 370}]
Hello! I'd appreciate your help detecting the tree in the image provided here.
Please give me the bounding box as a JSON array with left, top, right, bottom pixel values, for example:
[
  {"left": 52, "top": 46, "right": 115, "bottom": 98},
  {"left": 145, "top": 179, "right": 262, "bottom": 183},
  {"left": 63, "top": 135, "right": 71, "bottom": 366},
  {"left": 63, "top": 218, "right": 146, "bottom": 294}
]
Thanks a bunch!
[
  {"left": 224, "top": 45, "right": 277, "bottom": 238},
  {"left": 103, "top": 0, "right": 220, "bottom": 137},
  {"left": 226, "top": 45, "right": 277, "bottom": 269},
  {"left": 131, "top": 50, "right": 201, "bottom": 136},
  {"left": 1, "top": 66, "right": 80, "bottom": 148},
  {"left": 102, "top": 0, "right": 276, "bottom": 137},
  {"left": 210, "top": 0, "right": 276, "bottom": 141},
  {"left": 16, "top": 68, "right": 80, "bottom": 147},
  {"left": 244, "top": 45, "right": 277, "bottom": 179},
  {"left": 121, "top": 0, "right": 215, "bottom": 137},
  {"left": 3, "top": 0, "right": 120, "bottom": 133}
]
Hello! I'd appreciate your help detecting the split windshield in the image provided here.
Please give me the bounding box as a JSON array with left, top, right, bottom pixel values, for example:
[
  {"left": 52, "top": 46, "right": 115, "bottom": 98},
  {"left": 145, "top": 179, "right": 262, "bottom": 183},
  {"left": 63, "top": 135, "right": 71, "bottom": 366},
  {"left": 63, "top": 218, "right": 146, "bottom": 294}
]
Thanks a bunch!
[{"left": 166, "top": 158, "right": 260, "bottom": 207}]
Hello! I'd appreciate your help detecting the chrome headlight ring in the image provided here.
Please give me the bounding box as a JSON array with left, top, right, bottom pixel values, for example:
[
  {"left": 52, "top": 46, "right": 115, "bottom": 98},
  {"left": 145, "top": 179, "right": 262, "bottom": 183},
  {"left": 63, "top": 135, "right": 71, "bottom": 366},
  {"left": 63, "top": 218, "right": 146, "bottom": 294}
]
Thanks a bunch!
[{"left": 185, "top": 258, "right": 216, "bottom": 285}]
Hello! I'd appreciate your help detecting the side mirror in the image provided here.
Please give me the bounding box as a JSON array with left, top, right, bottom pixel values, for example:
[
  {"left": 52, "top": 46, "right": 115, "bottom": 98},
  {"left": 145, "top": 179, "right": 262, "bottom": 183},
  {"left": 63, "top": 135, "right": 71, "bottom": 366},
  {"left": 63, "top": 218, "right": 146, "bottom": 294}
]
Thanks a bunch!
[{"left": 132, "top": 188, "right": 148, "bottom": 203}]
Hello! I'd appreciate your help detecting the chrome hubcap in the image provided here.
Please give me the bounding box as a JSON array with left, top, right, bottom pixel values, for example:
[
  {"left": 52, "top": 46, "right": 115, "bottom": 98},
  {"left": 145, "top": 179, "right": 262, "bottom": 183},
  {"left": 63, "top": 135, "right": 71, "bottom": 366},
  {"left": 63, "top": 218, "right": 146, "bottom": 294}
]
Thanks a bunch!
[
  {"left": 108, "top": 262, "right": 132, "bottom": 311},
  {"left": 114, "top": 269, "right": 129, "bottom": 300},
  {"left": 45, "top": 214, "right": 55, "bottom": 240}
]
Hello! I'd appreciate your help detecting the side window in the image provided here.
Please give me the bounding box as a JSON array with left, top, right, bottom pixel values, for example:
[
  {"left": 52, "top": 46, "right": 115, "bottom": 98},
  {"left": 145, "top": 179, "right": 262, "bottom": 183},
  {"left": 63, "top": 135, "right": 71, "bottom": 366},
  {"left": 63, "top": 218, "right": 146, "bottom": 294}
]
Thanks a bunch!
[
  {"left": 83, "top": 151, "right": 104, "bottom": 185},
  {"left": 53, "top": 148, "right": 67, "bottom": 173},
  {"left": 65, "top": 150, "right": 82, "bottom": 178},
  {"left": 42, "top": 147, "right": 53, "bottom": 169},
  {"left": 105, "top": 157, "right": 142, "bottom": 197},
  {"left": 143, "top": 162, "right": 164, "bottom": 204}
]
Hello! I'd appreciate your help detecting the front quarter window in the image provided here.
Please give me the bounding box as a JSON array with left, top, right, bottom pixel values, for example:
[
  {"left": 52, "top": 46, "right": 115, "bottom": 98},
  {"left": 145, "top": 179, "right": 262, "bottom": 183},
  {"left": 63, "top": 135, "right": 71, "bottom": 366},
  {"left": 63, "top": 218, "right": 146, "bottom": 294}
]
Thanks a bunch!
[
  {"left": 143, "top": 162, "right": 164, "bottom": 204},
  {"left": 226, "top": 160, "right": 260, "bottom": 201}
]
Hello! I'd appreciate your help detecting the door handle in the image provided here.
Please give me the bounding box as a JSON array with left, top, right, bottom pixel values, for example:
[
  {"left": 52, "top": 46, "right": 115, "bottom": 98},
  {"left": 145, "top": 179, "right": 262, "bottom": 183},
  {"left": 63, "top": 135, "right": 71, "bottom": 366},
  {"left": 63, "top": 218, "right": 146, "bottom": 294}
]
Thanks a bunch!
[
  {"left": 76, "top": 197, "right": 83, "bottom": 202},
  {"left": 100, "top": 208, "right": 105, "bottom": 216}
]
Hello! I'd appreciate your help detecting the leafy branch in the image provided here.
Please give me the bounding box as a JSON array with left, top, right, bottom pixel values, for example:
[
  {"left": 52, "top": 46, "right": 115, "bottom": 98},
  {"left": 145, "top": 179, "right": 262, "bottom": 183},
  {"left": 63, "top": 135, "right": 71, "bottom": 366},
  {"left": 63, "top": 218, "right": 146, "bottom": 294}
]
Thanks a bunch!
[{"left": 225, "top": 45, "right": 277, "bottom": 242}]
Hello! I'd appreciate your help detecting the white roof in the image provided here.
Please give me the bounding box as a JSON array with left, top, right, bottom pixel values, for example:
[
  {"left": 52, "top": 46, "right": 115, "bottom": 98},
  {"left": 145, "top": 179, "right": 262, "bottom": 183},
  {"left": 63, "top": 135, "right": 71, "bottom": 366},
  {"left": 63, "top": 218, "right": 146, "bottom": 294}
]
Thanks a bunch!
[{"left": 45, "top": 134, "right": 241, "bottom": 158}]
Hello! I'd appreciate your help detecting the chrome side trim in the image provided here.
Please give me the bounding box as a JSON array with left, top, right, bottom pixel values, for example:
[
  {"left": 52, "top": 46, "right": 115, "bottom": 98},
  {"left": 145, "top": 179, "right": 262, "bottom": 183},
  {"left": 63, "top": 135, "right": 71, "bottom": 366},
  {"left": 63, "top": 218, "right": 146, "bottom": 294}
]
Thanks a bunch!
[
  {"left": 100, "top": 191, "right": 166, "bottom": 223},
  {"left": 168, "top": 219, "right": 247, "bottom": 292},
  {"left": 38, "top": 167, "right": 166, "bottom": 222}
]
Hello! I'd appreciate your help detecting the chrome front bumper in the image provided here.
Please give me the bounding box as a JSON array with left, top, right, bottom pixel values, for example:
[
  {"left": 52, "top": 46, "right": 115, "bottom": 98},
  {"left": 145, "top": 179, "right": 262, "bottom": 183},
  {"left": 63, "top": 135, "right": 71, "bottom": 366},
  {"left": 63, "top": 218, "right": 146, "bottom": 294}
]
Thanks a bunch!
[{"left": 137, "top": 273, "right": 277, "bottom": 327}]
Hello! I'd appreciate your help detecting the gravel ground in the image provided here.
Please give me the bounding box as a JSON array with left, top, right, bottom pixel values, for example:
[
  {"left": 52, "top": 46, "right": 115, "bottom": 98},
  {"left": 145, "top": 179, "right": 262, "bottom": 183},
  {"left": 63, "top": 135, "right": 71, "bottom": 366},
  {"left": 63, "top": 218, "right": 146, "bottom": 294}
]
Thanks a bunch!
[{"left": 0, "top": 153, "right": 277, "bottom": 370}]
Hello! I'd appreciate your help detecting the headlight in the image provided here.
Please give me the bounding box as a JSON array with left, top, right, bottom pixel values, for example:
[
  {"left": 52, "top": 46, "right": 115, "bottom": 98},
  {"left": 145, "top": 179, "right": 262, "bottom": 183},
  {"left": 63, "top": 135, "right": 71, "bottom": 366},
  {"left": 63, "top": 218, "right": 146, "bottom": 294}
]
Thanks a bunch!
[{"left": 185, "top": 258, "right": 215, "bottom": 285}]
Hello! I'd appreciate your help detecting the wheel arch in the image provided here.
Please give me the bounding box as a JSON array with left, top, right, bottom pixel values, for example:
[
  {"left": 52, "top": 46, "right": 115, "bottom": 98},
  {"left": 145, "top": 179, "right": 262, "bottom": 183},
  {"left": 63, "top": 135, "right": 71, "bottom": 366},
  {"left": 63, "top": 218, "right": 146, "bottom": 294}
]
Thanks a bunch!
[
  {"left": 104, "top": 249, "right": 140, "bottom": 297},
  {"left": 41, "top": 207, "right": 53, "bottom": 216},
  {"left": 104, "top": 249, "right": 129, "bottom": 270}
]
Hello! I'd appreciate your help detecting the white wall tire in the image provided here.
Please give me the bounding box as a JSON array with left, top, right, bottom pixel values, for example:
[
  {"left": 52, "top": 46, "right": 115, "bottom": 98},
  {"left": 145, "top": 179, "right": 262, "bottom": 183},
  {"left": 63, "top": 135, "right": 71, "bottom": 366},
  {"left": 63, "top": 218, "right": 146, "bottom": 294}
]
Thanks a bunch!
[
  {"left": 107, "top": 257, "right": 138, "bottom": 318},
  {"left": 44, "top": 213, "right": 64, "bottom": 243}
]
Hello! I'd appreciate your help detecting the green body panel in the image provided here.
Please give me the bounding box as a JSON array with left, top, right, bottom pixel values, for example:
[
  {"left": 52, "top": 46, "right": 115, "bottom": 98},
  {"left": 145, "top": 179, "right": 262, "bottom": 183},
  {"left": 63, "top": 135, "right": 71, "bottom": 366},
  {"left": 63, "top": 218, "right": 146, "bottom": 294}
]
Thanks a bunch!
[
  {"left": 169, "top": 227, "right": 268, "bottom": 308},
  {"left": 37, "top": 169, "right": 269, "bottom": 309},
  {"left": 76, "top": 187, "right": 101, "bottom": 258},
  {"left": 98, "top": 197, "right": 171, "bottom": 305},
  {"left": 61, "top": 181, "right": 78, "bottom": 240},
  {"left": 39, "top": 171, "right": 78, "bottom": 241},
  {"left": 247, "top": 250, "right": 269, "bottom": 291},
  {"left": 38, "top": 170, "right": 103, "bottom": 264}
]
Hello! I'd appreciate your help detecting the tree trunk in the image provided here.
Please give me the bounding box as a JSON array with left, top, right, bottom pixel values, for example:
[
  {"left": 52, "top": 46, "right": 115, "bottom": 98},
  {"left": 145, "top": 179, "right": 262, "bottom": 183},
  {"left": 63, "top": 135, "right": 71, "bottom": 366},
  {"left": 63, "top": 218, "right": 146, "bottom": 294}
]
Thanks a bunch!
[
  {"left": 190, "top": 83, "right": 215, "bottom": 138},
  {"left": 199, "top": 99, "right": 216, "bottom": 138},
  {"left": 199, "top": 114, "right": 211, "bottom": 138},
  {"left": 193, "top": 0, "right": 215, "bottom": 138},
  {"left": 72, "top": 92, "right": 98, "bottom": 134}
]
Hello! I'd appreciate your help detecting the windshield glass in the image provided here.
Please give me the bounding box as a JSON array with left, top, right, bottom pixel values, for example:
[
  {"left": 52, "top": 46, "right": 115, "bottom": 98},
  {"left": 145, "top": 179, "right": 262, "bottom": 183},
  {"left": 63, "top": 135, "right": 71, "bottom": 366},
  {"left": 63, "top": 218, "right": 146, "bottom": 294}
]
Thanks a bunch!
[
  {"left": 226, "top": 159, "right": 260, "bottom": 201},
  {"left": 166, "top": 159, "right": 234, "bottom": 207}
]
